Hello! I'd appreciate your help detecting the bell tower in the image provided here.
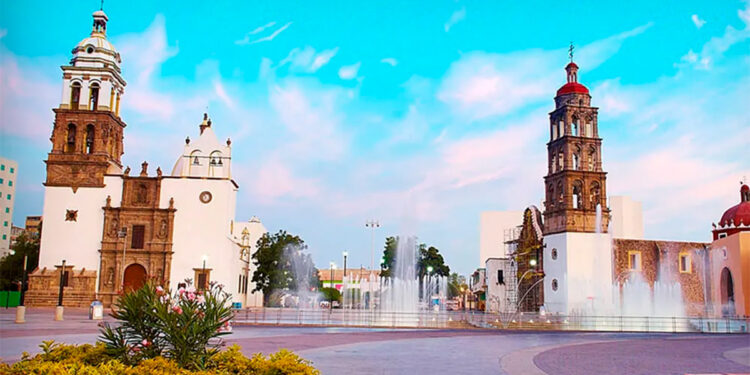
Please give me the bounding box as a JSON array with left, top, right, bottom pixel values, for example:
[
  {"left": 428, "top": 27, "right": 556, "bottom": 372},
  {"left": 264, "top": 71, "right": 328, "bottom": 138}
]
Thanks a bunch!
[
  {"left": 45, "top": 10, "right": 127, "bottom": 190},
  {"left": 542, "top": 58, "right": 609, "bottom": 234}
]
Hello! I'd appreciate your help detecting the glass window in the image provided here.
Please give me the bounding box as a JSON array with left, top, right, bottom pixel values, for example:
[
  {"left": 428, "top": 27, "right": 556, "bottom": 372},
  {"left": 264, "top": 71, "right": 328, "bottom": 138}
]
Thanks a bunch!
[
  {"left": 2, "top": 235, "right": 5, "bottom": 240},
  {"left": 0, "top": 178, "right": 3, "bottom": 184},
  {"left": 628, "top": 251, "right": 641, "bottom": 271},
  {"left": 9, "top": 168, "right": 13, "bottom": 173},
  {"left": 3, "top": 221, "right": 7, "bottom": 227},
  {"left": 679, "top": 254, "right": 691, "bottom": 273},
  {"left": 0, "top": 165, "right": 4, "bottom": 171},
  {"left": 7, "top": 181, "right": 11, "bottom": 187},
  {"left": 5, "top": 208, "right": 8, "bottom": 213},
  {"left": 6, "top": 194, "right": 10, "bottom": 200},
  {"left": 131, "top": 225, "right": 145, "bottom": 249}
]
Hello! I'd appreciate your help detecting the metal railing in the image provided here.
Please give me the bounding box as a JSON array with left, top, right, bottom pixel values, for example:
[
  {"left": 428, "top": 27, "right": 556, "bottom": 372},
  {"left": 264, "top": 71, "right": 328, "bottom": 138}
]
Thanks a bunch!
[{"left": 231, "top": 307, "right": 749, "bottom": 334}]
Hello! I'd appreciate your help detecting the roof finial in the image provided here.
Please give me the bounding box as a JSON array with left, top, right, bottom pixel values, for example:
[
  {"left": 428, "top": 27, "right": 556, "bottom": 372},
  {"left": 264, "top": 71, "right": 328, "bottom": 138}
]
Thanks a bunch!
[
  {"left": 568, "top": 41, "right": 574, "bottom": 63},
  {"left": 100, "top": 0, "right": 104, "bottom": 11}
]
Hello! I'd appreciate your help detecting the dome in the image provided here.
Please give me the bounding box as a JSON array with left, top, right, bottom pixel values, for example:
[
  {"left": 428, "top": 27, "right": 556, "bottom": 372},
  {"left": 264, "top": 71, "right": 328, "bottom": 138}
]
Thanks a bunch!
[
  {"left": 556, "top": 82, "right": 589, "bottom": 96},
  {"left": 719, "top": 184, "right": 750, "bottom": 227},
  {"left": 76, "top": 36, "right": 117, "bottom": 54}
]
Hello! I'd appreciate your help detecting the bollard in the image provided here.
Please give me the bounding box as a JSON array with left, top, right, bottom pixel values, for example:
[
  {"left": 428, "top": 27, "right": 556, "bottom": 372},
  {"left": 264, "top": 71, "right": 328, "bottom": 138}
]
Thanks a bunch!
[
  {"left": 15, "top": 306, "right": 26, "bottom": 324},
  {"left": 54, "top": 306, "right": 64, "bottom": 321}
]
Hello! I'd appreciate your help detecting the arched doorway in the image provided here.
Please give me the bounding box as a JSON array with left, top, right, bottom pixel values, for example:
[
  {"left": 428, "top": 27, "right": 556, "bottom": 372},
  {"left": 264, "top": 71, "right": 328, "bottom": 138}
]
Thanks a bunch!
[
  {"left": 719, "top": 267, "right": 735, "bottom": 317},
  {"left": 123, "top": 264, "right": 147, "bottom": 292}
]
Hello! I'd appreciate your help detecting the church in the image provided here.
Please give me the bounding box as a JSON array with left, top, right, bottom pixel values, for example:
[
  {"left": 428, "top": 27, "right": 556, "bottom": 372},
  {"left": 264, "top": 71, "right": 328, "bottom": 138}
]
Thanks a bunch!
[{"left": 25, "top": 10, "right": 266, "bottom": 308}]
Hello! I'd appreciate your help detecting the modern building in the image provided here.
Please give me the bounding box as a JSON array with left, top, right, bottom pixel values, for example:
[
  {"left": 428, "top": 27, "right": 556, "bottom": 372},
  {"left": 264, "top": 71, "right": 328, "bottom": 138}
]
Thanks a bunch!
[
  {"left": 484, "top": 257, "right": 517, "bottom": 313},
  {"left": 609, "top": 195, "right": 644, "bottom": 239},
  {"left": 479, "top": 210, "right": 523, "bottom": 266},
  {"left": 0, "top": 157, "right": 18, "bottom": 256},
  {"left": 25, "top": 9, "right": 265, "bottom": 308}
]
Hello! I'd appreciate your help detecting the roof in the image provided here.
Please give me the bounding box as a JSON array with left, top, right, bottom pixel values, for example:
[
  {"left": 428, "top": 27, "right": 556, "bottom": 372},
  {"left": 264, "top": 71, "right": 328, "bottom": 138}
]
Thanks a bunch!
[
  {"left": 719, "top": 184, "right": 750, "bottom": 227},
  {"left": 556, "top": 82, "right": 589, "bottom": 96}
]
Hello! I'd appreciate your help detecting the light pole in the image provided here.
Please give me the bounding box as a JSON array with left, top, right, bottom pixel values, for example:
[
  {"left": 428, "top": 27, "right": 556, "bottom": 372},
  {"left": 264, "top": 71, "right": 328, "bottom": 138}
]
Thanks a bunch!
[
  {"left": 12, "top": 250, "right": 28, "bottom": 323},
  {"left": 55, "top": 259, "right": 66, "bottom": 321},
  {"left": 118, "top": 227, "right": 128, "bottom": 292},
  {"left": 201, "top": 255, "right": 208, "bottom": 290},
  {"left": 329, "top": 262, "right": 336, "bottom": 311},
  {"left": 365, "top": 220, "right": 380, "bottom": 277},
  {"left": 343, "top": 251, "right": 348, "bottom": 278}
]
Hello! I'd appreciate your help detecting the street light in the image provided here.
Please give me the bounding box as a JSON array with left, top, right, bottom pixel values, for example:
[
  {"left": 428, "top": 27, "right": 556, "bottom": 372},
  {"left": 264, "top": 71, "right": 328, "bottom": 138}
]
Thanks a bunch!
[
  {"left": 365, "top": 220, "right": 380, "bottom": 279},
  {"left": 529, "top": 259, "right": 537, "bottom": 267},
  {"left": 342, "top": 251, "right": 348, "bottom": 278},
  {"left": 13, "top": 250, "right": 28, "bottom": 324},
  {"left": 426, "top": 266, "right": 434, "bottom": 274},
  {"left": 55, "top": 259, "right": 66, "bottom": 321},
  {"left": 201, "top": 255, "right": 208, "bottom": 290},
  {"left": 329, "top": 262, "right": 336, "bottom": 311}
]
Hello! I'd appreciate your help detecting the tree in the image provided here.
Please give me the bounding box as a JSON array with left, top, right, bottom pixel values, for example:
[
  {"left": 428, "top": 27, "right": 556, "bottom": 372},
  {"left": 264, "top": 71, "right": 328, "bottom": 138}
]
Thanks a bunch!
[
  {"left": 0, "top": 233, "right": 40, "bottom": 290},
  {"left": 379, "top": 236, "right": 450, "bottom": 279},
  {"left": 251, "top": 230, "right": 319, "bottom": 305}
]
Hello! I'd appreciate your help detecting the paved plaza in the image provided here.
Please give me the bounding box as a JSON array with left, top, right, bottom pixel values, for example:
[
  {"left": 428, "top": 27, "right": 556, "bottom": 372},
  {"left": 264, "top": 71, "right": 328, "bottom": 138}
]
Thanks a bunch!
[{"left": 1, "top": 308, "right": 748, "bottom": 374}]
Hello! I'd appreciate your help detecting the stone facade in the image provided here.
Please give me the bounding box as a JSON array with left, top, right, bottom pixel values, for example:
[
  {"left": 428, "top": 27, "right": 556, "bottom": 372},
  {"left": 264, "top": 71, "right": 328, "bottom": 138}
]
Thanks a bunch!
[
  {"left": 543, "top": 63, "right": 609, "bottom": 235},
  {"left": 25, "top": 265, "right": 97, "bottom": 307},
  {"left": 613, "top": 239, "right": 710, "bottom": 316}
]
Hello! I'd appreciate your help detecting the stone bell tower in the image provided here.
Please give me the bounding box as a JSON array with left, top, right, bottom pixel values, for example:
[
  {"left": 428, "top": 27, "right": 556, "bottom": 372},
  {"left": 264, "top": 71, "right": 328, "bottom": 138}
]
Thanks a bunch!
[
  {"left": 45, "top": 10, "right": 127, "bottom": 191},
  {"left": 543, "top": 59, "right": 609, "bottom": 234}
]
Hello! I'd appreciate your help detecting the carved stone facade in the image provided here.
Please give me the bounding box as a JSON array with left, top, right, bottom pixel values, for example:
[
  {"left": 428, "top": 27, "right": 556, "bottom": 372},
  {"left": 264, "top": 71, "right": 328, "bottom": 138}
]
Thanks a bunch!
[
  {"left": 45, "top": 108, "right": 125, "bottom": 190},
  {"left": 25, "top": 265, "right": 97, "bottom": 307},
  {"left": 543, "top": 62, "right": 610, "bottom": 235},
  {"left": 613, "top": 239, "right": 710, "bottom": 317},
  {"left": 508, "top": 207, "right": 545, "bottom": 312},
  {"left": 98, "top": 167, "right": 175, "bottom": 306}
]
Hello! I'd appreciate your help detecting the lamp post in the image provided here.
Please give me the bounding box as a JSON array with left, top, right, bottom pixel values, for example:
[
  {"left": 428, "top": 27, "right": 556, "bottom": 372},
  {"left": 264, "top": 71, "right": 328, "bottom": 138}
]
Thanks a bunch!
[
  {"left": 55, "top": 259, "right": 66, "bottom": 321},
  {"left": 365, "top": 220, "right": 380, "bottom": 278},
  {"left": 343, "top": 251, "right": 348, "bottom": 278},
  {"left": 329, "top": 262, "right": 336, "bottom": 311},
  {"left": 201, "top": 255, "right": 208, "bottom": 290},
  {"left": 118, "top": 227, "right": 128, "bottom": 292},
  {"left": 12, "top": 250, "right": 28, "bottom": 323}
]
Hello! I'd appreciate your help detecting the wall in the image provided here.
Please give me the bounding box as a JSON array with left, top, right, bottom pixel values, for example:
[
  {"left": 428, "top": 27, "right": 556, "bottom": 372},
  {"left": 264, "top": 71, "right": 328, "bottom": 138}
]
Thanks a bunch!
[
  {"left": 39, "top": 175, "right": 122, "bottom": 272},
  {"left": 485, "top": 257, "right": 517, "bottom": 313},
  {"left": 232, "top": 218, "right": 267, "bottom": 307},
  {"left": 479, "top": 211, "right": 522, "bottom": 267},
  {"left": 609, "top": 196, "right": 644, "bottom": 239},
  {"left": 159, "top": 177, "right": 238, "bottom": 298},
  {"left": 710, "top": 232, "right": 749, "bottom": 317}
]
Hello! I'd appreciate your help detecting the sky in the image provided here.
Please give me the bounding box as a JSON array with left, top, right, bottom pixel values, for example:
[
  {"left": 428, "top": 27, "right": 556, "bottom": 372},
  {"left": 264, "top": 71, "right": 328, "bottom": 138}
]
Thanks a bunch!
[{"left": 0, "top": 1, "right": 748, "bottom": 275}]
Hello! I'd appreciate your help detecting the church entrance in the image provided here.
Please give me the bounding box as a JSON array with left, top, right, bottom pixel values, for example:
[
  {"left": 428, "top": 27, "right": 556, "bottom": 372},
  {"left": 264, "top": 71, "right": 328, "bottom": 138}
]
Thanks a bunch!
[
  {"left": 720, "top": 267, "right": 735, "bottom": 317},
  {"left": 123, "top": 264, "right": 148, "bottom": 292}
]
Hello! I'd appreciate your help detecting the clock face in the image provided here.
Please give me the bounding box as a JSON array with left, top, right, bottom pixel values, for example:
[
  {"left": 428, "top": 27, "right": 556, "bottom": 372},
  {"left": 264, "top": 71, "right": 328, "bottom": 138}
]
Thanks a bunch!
[{"left": 199, "top": 191, "right": 212, "bottom": 204}]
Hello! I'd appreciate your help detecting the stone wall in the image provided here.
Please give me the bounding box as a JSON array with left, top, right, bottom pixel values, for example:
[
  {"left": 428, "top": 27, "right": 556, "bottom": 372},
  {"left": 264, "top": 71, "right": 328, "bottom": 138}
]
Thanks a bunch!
[{"left": 26, "top": 266, "right": 97, "bottom": 307}]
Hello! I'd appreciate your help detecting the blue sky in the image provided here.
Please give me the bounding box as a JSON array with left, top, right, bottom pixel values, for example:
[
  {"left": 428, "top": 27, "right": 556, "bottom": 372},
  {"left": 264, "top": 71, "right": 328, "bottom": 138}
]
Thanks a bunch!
[{"left": 1, "top": 1, "right": 748, "bottom": 275}]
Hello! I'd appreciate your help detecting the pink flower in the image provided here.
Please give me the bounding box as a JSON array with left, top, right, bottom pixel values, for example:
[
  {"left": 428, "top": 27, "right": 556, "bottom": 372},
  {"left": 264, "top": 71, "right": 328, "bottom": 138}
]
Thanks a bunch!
[
  {"left": 196, "top": 295, "right": 205, "bottom": 304},
  {"left": 132, "top": 346, "right": 141, "bottom": 353},
  {"left": 172, "top": 305, "right": 183, "bottom": 315},
  {"left": 156, "top": 286, "right": 164, "bottom": 295},
  {"left": 188, "top": 292, "right": 196, "bottom": 301},
  {"left": 141, "top": 339, "right": 151, "bottom": 347},
  {"left": 178, "top": 287, "right": 186, "bottom": 295}
]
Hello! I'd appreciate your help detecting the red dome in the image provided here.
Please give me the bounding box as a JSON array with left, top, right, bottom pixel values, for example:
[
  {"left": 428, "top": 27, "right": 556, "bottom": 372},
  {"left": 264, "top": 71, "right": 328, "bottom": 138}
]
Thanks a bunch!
[
  {"left": 719, "top": 184, "right": 750, "bottom": 227},
  {"left": 556, "top": 82, "right": 589, "bottom": 96},
  {"left": 566, "top": 62, "right": 579, "bottom": 70}
]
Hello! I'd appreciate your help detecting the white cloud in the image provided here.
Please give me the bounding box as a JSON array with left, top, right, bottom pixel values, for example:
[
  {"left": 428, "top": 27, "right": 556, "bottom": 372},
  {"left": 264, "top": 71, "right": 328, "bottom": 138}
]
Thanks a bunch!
[
  {"left": 236, "top": 22, "right": 292, "bottom": 45},
  {"left": 679, "top": 2, "right": 750, "bottom": 70},
  {"left": 279, "top": 46, "right": 339, "bottom": 73},
  {"left": 213, "top": 80, "right": 234, "bottom": 109},
  {"left": 381, "top": 57, "right": 398, "bottom": 66},
  {"left": 249, "top": 159, "right": 320, "bottom": 204},
  {"left": 338, "top": 62, "right": 361, "bottom": 80},
  {"left": 692, "top": 14, "right": 706, "bottom": 28},
  {"left": 444, "top": 7, "right": 466, "bottom": 32}
]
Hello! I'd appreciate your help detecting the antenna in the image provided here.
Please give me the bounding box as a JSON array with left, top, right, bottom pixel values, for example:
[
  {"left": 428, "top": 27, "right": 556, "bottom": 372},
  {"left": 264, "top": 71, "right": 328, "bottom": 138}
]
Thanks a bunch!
[{"left": 568, "top": 42, "right": 574, "bottom": 63}]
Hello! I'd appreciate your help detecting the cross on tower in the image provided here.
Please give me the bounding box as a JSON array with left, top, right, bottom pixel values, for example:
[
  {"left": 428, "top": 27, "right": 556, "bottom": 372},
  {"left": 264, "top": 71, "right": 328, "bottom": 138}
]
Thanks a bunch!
[
  {"left": 568, "top": 42, "right": 574, "bottom": 63},
  {"left": 100, "top": 0, "right": 104, "bottom": 11}
]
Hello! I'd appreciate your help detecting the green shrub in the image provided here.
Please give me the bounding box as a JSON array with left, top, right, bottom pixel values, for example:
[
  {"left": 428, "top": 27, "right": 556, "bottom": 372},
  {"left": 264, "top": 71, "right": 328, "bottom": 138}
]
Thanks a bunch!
[
  {"left": 2, "top": 342, "right": 319, "bottom": 375},
  {"left": 100, "top": 281, "right": 234, "bottom": 369}
]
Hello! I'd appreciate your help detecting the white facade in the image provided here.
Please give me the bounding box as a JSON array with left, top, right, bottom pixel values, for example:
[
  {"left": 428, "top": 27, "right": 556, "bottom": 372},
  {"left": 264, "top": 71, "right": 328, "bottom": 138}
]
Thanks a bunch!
[
  {"left": 485, "top": 257, "right": 517, "bottom": 313},
  {"left": 230, "top": 217, "right": 267, "bottom": 307},
  {"left": 0, "top": 158, "right": 18, "bottom": 256},
  {"left": 479, "top": 211, "right": 523, "bottom": 266},
  {"left": 609, "top": 195, "right": 643, "bottom": 239},
  {"left": 542, "top": 232, "right": 614, "bottom": 315}
]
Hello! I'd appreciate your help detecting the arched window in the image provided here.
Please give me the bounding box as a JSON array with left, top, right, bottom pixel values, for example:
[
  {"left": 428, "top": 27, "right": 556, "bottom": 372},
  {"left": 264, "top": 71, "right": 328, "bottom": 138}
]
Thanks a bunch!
[
  {"left": 548, "top": 184, "right": 555, "bottom": 209},
  {"left": 189, "top": 150, "right": 202, "bottom": 174},
  {"left": 590, "top": 181, "right": 601, "bottom": 209},
  {"left": 65, "top": 123, "right": 77, "bottom": 153},
  {"left": 573, "top": 146, "right": 581, "bottom": 170},
  {"left": 558, "top": 121, "right": 564, "bottom": 137},
  {"left": 588, "top": 147, "right": 596, "bottom": 171},
  {"left": 89, "top": 83, "right": 100, "bottom": 110},
  {"left": 557, "top": 151, "right": 564, "bottom": 171},
  {"left": 572, "top": 180, "right": 583, "bottom": 209},
  {"left": 70, "top": 82, "right": 81, "bottom": 109},
  {"left": 551, "top": 121, "right": 558, "bottom": 140},
  {"left": 557, "top": 181, "right": 563, "bottom": 204},
  {"left": 572, "top": 116, "right": 579, "bottom": 136},
  {"left": 585, "top": 117, "right": 594, "bottom": 138},
  {"left": 85, "top": 124, "right": 95, "bottom": 154},
  {"left": 208, "top": 151, "right": 223, "bottom": 176}
]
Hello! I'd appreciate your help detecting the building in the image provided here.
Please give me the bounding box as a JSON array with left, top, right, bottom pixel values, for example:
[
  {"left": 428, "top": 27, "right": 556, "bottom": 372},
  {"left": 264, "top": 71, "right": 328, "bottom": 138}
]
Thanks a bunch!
[
  {"left": 25, "top": 10, "right": 265, "bottom": 308},
  {"left": 0, "top": 157, "right": 18, "bottom": 256},
  {"left": 484, "top": 257, "right": 517, "bottom": 313},
  {"left": 479, "top": 211, "right": 523, "bottom": 266},
  {"left": 709, "top": 184, "right": 750, "bottom": 317},
  {"left": 609, "top": 196, "right": 643, "bottom": 239},
  {"left": 25, "top": 215, "right": 43, "bottom": 239},
  {"left": 541, "top": 60, "right": 614, "bottom": 315}
]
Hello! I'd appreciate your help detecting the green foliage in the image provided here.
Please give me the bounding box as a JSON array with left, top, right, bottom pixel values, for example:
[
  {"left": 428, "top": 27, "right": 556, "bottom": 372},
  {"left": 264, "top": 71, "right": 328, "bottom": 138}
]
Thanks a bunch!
[
  {"left": 0, "top": 233, "right": 39, "bottom": 290},
  {"left": 251, "top": 230, "right": 319, "bottom": 305},
  {"left": 320, "top": 287, "right": 341, "bottom": 303},
  {"left": 99, "top": 281, "right": 233, "bottom": 369},
  {"left": 380, "top": 236, "right": 450, "bottom": 279},
  {"left": 2, "top": 342, "right": 319, "bottom": 374}
]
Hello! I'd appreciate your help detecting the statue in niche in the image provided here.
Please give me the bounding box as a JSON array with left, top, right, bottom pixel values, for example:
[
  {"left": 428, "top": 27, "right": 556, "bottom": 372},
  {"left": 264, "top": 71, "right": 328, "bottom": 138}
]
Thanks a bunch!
[
  {"left": 106, "top": 267, "right": 114, "bottom": 286},
  {"left": 105, "top": 195, "right": 111, "bottom": 208},
  {"left": 158, "top": 219, "right": 168, "bottom": 238},
  {"left": 134, "top": 183, "right": 148, "bottom": 204},
  {"left": 109, "top": 218, "right": 119, "bottom": 237}
]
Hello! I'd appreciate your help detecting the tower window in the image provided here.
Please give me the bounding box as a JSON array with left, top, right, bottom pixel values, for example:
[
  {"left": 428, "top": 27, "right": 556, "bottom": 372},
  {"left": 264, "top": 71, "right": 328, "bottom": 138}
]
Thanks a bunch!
[
  {"left": 588, "top": 148, "right": 596, "bottom": 171},
  {"left": 557, "top": 152, "right": 564, "bottom": 171},
  {"left": 586, "top": 122, "right": 593, "bottom": 138},
  {"left": 551, "top": 122, "right": 558, "bottom": 140},
  {"left": 590, "top": 181, "right": 601, "bottom": 210},
  {"left": 573, "top": 153, "right": 580, "bottom": 170},
  {"left": 572, "top": 117, "right": 579, "bottom": 136},
  {"left": 628, "top": 251, "right": 641, "bottom": 270},
  {"left": 679, "top": 253, "right": 691, "bottom": 273},
  {"left": 70, "top": 82, "right": 81, "bottom": 109},
  {"left": 572, "top": 180, "right": 583, "bottom": 209},
  {"left": 89, "top": 83, "right": 100, "bottom": 110},
  {"left": 85, "top": 125, "right": 95, "bottom": 154},
  {"left": 497, "top": 270, "right": 504, "bottom": 285},
  {"left": 65, "top": 123, "right": 77, "bottom": 153}
]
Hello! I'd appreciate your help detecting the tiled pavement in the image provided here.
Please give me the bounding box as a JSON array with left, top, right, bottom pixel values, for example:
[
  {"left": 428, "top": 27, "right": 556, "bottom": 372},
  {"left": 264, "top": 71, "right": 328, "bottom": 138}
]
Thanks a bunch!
[{"left": 1, "top": 307, "right": 748, "bottom": 374}]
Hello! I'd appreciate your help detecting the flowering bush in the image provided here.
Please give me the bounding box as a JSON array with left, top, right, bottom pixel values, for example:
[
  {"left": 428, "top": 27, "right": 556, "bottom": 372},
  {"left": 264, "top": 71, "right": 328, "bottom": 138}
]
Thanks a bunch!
[
  {"left": 100, "top": 280, "right": 234, "bottom": 369},
  {"left": 0, "top": 342, "right": 319, "bottom": 374}
]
